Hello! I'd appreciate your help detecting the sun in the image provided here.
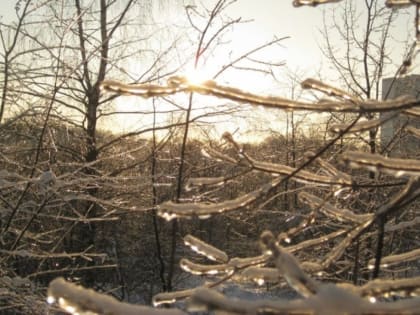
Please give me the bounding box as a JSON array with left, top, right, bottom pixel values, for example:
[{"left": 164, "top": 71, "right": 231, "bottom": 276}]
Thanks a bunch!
[{"left": 184, "top": 67, "right": 213, "bottom": 86}]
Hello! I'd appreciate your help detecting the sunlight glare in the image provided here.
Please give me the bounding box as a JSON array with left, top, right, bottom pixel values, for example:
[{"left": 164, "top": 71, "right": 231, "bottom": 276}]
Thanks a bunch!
[{"left": 184, "top": 67, "right": 212, "bottom": 86}]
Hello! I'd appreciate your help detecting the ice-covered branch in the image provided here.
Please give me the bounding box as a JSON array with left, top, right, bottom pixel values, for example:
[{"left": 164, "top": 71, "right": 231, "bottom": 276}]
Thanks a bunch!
[
  {"left": 185, "top": 176, "right": 228, "bottom": 191},
  {"left": 153, "top": 287, "right": 201, "bottom": 307},
  {"left": 407, "top": 126, "right": 420, "bottom": 138},
  {"left": 246, "top": 155, "right": 351, "bottom": 187},
  {"left": 385, "top": 217, "right": 420, "bottom": 232},
  {"left": 341, "top": 151, "right": 420, "bottom": 177},
  {"left": 301, "top": 78, "right": 358, "bottom": 101},
  {"left": 100, "top": 80, "right": 187, "bottom": 98},
  {"left": 321, "top": 218, "right": 375, "bottom": 269},
  {"left": 239, "top": 266, "right": 280, "bottom": 285},
  {"left": 260, "top": 231, "right": 319, "bottom": 297},
  {"left": 180, "top": 259, "right": 233, "bottom": 276},
  {"left": 204, "top": 146, "right": 351, "bottom": 186},
  {"left": 47, "top": 278, "right": 187, "bottom": 315},
  {"left": 359, "top": 276, "right": 420, "bottom": 298},
  {"left": 101, "top": 77, "right": 418, "bottom": 113},
  {"left": 292, "top": 0, "right": 343, "bottom": 7},
  {"left": 183, "top": 234, "right": 229, "bottom": 263},
  {"left": 189, "top": 284, "right": 420, "bottom": 314},
  {"left": 368, "top": 248, "right": 420, "bottom": 269},
  {"left": 385, "top": 0, "right": 420, "bottom": 8},
  {"left": 299, "top": 192, "right": 372, "bottom": 223},
  {"left": 305, "top": 152, "right": 351, "bottom": 181},
  {"left": 157, "top": 177, "right": 282, "bottom": 220},
  {"left": 329, "top": 115, "right": 395, "bottom": 134}
]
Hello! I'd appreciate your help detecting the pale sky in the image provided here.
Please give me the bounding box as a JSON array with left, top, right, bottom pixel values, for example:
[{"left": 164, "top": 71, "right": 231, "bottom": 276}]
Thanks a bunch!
[
  {"left": 1, "top": 0, "right": 414, "bottom": 82},
  {"left": 1, "top": 0, "right": 416, "bottom": 141}
]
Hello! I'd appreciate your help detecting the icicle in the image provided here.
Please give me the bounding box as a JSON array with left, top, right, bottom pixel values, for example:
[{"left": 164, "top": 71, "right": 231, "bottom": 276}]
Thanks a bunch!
[{"left": 184, "top": 234, "right": 229, "bottom": 263}]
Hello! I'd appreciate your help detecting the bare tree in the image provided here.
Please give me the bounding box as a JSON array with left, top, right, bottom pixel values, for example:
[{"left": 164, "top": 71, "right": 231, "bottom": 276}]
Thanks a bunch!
[{"left": 56, "top": 0, "right": 419, "bottom": 313}]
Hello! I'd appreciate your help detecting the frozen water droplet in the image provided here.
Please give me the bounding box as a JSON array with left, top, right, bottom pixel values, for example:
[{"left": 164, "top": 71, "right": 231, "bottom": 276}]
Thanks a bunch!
[
  {"left": 64, "top": 305, "right": 76, "bottom": 314},
  {"left": 256, "top": 278, "right": 265, "bottom": 286}
]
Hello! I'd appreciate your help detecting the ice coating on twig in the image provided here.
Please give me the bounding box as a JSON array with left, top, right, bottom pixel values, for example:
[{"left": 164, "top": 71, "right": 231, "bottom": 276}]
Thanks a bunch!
[
  {"left": 385, "top": 217, "right": 420, "bottom": 232},
  {"left": 249, "top": 157, "right": 351, "bottom": 186},
  {"left": 368, "top": 248, "right": 420, "bottom": 268},
  {"left": 100, "top": 80, "right": 187, "bottom": 98},
  {"left": 287, "top": 229, "right": 347, "bottom": 253},
  {"left": 385, "top": 0, "right": 420, "bottom": 8},
  {"left": 321, "top": 218, "right": 374, "bottom": 269},
  {"left": 157, "top": 177, "right": 282, "bottom": 220},
  {"left": 239, "top": 266, "right": 280, "bottom": 285},
  {"left": 180, "top": 258, "right": 233, "bottom": 276},
  {"left": 260, "top": 231, "right": 319, "bottom": 297},
  {"left": 183, "top": 234, "right": 229, "bottom": 263},
  {"left": 341, "top": 151, "right": 420, "bottom": 177},
  {"left": 305, "top": 152, "right": 352, "bottom": 184},
  {"left": 407, "top": 126, "right": 420, "bottom": 138},
  {"left": 404, "top": 107, "right": 420, "bottom": 118},
  {"left": 299, "top": 192, "right": 372, "bottom": 223},
  {"left": 48, "top": 278, "right": 187, "bottom": 315},
  {"left": 189, "top": 282, "right": 420, "bottom": 314},
  {"left": 185, "top": 177, "right": 227, "bottom": 191},
  {"left": 359, "top": 276, "right": 420, "bottom": 298},
  {"left": 293, "top": 0, "right": 343, "bottom": 7},
  {"left": 153, "top": 288, "right": 199, "bottom": 307},
  {"left": 204, "top": 146, "right": 351, "bottom": 186},
  {"left": 301, "top": 78, "right": 358, "bottom": 102},
  {"left": 330, "top": 116, "right": 394, "bottom": 134}
]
